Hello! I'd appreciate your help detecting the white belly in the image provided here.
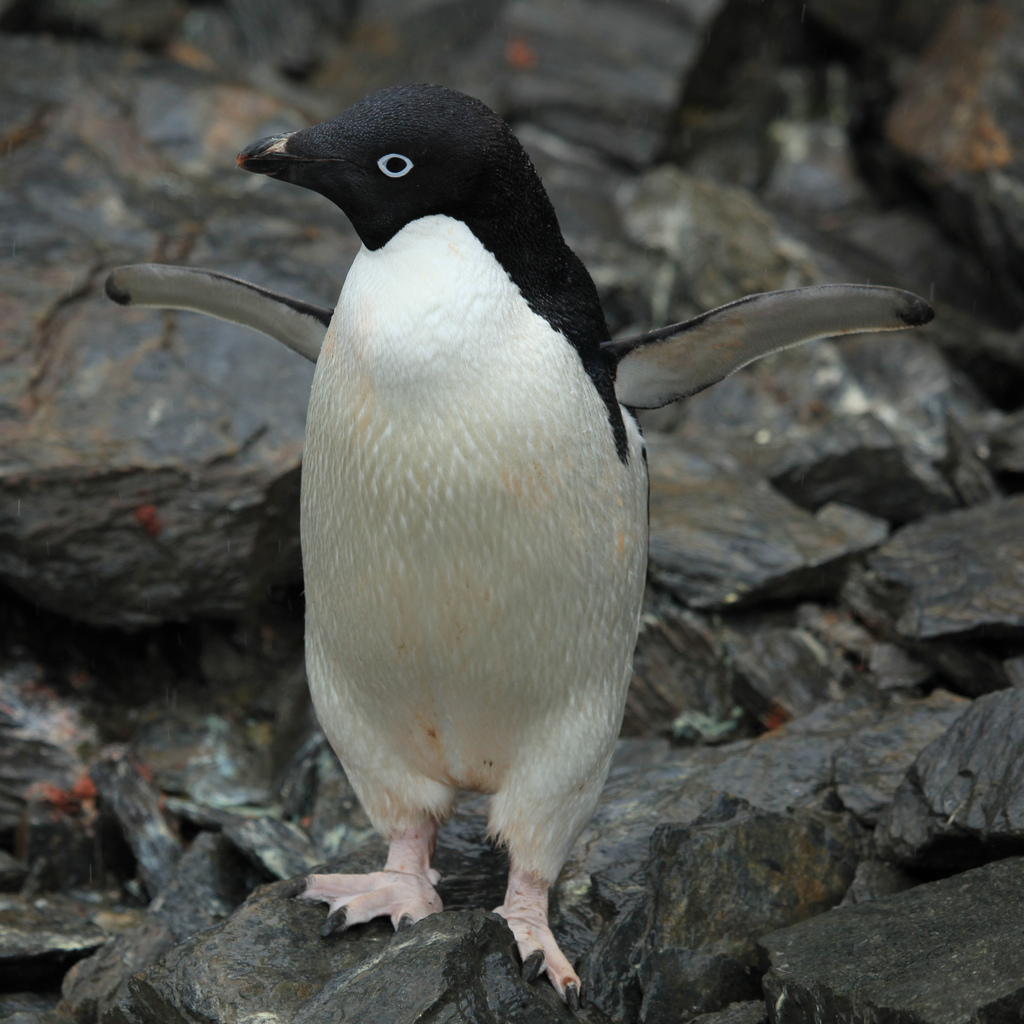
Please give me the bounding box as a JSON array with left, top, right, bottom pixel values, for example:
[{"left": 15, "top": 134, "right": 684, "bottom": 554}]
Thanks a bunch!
[{"left": 301, "top": 216, "right": 647, "bottom": 805}]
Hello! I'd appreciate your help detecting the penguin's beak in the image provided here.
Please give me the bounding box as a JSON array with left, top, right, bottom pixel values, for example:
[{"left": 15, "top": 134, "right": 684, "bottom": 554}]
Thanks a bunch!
[{"left": 236, "top": 132, "right": 300, "bottom": 176}]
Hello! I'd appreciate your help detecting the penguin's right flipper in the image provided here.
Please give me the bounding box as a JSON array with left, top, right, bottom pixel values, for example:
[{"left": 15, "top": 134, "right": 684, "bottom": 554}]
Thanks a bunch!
[
  {"left": 605, "top": 283, "right": 934, "bottom": 410},
  {"left": 105, "top": 264, "right": 331, "bottom": 362}
]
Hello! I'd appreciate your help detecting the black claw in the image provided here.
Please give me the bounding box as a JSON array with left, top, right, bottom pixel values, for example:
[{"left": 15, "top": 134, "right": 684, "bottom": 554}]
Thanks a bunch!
[
  {"left": 397, "top": 913, "right": 414, "bottom": 931},
  {"left": 521, "top": 949, "right": 545, "bottom": 984},
  {"left": 320, "top": 907, "right": 348, "bottom": 938},
  {"left": 565, "top": 983, "right": 580, "bottom": 1013},
  {"left": 278, "top": 877, "right": 308, "bottom": 899}
]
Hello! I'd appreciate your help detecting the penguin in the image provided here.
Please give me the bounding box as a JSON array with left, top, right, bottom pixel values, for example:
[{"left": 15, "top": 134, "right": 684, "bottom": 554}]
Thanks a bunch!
[{"left": 106, "top": 83, "right": 933, "bottom": 1007}]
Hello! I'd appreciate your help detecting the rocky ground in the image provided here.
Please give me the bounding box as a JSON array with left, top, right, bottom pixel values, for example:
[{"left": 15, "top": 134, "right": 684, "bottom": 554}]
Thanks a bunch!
[{"left": 1, "top": 1, "right": 1024, "bottom": 1022}]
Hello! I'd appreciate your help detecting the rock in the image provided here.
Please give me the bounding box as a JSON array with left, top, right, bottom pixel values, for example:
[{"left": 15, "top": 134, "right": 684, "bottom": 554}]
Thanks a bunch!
[
  {"left": 163, "top": 801, "right": 320, "bottom": 881},
  {"left": 0, "top": 662, "right": 98, "bottom": 844},
  {"left": 0, "top": 991, "right": 63, "bottom": 1024},
  {"left": 760, "top": 857, "right": 1024, "bottom": 1024},
  {"left": 839, "top": 860, "right": 916, "bottom": 907},
  {"left": 683, "top": 1002, "right": 767, "bottom": 1024},
  {"left": 90, "top": 746, "right": 181, "bottom": 899},
  {"left": 885, "top": 2, "right": 1024, "bottom": 317},
  {"left": 131, "top": 713, "right": 271, "bottom": 809},
  {"left": 832, "top": 688, "right": 968, "bottom": 825},
  {"left": 625, "top": 599, "right": 735, "bottom": 738},
  {"left": 0, "top": 851, "right": 28, "bottom": 893},
  {"left": 876, "top": 687, "right": 1024, "bottom": 869},
  {"left": 864, "top": 495, "right": 1024, "bottom": 643},
  {"left": 617, "top": 166, "right": 819, "bottom": 318},
  {"left": 0, "top": 893, "right": 107, "bottom": 991},
  {"left": 867, "top": 642, "right": 934, "bottom": 691},
  {"left": 0, "top": 35, "right": 356, "bottom": 627},
  {"left": 637, "top": 949, "right": 760, "bottom": 1023},
  {"left": 59, "top": 831, "right": 252, "bottom": 1022},
  {"left": 647, "top": 438, "right": 888, "bottom": 610},
  {"left": 499, "top": 0, "right": 727, "bottom": 168},
  {"left": 726, "top": 627, "right": 852, "bottom": 728},
  {"left": 989, "top": 407, "right": 1024, "bottom": 474}
]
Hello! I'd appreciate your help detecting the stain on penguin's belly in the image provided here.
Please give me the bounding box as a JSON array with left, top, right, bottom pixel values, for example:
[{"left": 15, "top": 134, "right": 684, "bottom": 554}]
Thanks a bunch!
[{"left": 301, "top": 371, "right": 647, "bottom": 793}]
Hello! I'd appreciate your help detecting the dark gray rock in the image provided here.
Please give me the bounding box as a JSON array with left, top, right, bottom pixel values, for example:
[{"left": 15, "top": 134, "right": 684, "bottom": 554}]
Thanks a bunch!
[
  {"left": 131, "top": 713, "right": 271, "bottom": 809},
  {"left": 0, "top": 851, "right": 28, "bottom": 893},
  {"left": 990, "top": 407, "right": 1024, "bottom": 474},
  {"left": 163, "top": 801, "right": 320, "bottom": 881},
  {"left": 637, "top": 949, "right": 759, "bottom": 1024},
  {"left": 726, "top": 627, "right": 850, "bottom": 728},
  {"left": 625, "top": 599, "right": 735, "bottom": 738},
  {"left": 865, "top": 495, "right": 1024, "bottom": 642},
  {"left": 685, "top": 1002, "right": 767, "bottom": 1024},
  {"left": 0, "top": 894, "right": 107, "bottom": 992},
  {"left": 59, "top": 832, "right": 253, "bottom": 1022},
  {"left": 0, "top": 663, "right": 97, "bottom": 845},
  {"left": 90, "top": 746, "right": 181, "bottom": 899},
  {"left": 885, "top": 3, "right": 1024, "bottom": 318},
  {"left": 499, "top": 0, "right": 726, "bottom": 168},
  {"left": 760, "top": 857, "right": 1024, "bottom": 1024},
  {"left": 0, "top": 35, "right": 355, "bottom": 627},
  {"left": 839, "top": 860, "right": 916, "bottom": 907},
  {"left": 867, "top": 642, "right": 934, "bottom": 691},
  {"left": 832, "top": 688, "right": 968, "bottom": 825},
  {"left": 647, "top": 439, "right": 888, "bottom": 610},
  {"left": 0, "top": 990, "right": 63, "bottom": 1024},
  {"left": 876, "top": 687, "right": 1024, "bottom": 869}
]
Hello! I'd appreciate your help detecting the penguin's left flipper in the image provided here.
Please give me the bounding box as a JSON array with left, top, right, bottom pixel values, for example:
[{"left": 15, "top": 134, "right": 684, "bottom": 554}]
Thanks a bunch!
[
  {"left": 606, "top": 283, "right": 934, "bottom": 410},
  {"left": 105, "top": 264, "right": 331, "bottom": 362}
]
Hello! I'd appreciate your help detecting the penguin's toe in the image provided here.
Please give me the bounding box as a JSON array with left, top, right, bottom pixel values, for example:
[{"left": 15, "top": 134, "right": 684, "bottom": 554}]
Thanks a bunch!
[{"left": 495, "top": 907, "right": 581, "bottom": 1005}]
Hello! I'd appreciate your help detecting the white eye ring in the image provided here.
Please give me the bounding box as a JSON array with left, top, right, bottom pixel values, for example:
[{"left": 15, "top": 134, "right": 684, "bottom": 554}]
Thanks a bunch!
[{"left": 377, "top": 153, "right": 414, "bottom": 177}]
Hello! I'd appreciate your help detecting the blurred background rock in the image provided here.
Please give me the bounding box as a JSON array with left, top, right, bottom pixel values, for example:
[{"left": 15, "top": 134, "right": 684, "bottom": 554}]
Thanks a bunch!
[{"left": 1, "top": 2, "right": 1023, "bottom": 1022}]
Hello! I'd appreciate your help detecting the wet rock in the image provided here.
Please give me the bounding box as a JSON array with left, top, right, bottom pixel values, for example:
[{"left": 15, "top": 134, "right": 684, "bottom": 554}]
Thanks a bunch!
[
  {"left": 876, "top": 687, "right": 1024, "bottom": 869},
  {"left": 637, "top": 950, "right": 760, "bottom": 1024},
  {"left": 685, "top": 1002, "right": 767, "bottom": 1024},
  {"left": 864, "top": 495, "right": 1024, "bottom": 643},
  {"left": 291, "top": 910, "right": 577, "bottom": 1024},
  {"left": 760, "top": 857, "right": 1024, "bottom": 1024},
  {"left": 832, "top": 688, "right": 968, "bottom": 825},
  {"left": 131, "top": 713, "right": 271, "bottom": 809},
  {"left": 0, "top": 893, "right": 107, "bottom": 991},
  {"left": 277, "top": 732, "right": 375, "bottom": 860},
  {"left": 839, "top": 860, "right": 916, "bottom": 907},
  {"left": 163, "top": 801, "right": 320, "bottom": 881},
  {"left": 59, "top": 831, "right": 252, "bottom": 1022},
  {"left": 0, "top": 35, "right": 356, "bottom": 627},
  {"left": 647, "top": 439, "right": 888, "bottom": 610},
  {"left": 90, "top": 746, "right": 181, "bottom": 899},
  {"left": 885, "top": 3, "right": 1024, "bottom": 317}
]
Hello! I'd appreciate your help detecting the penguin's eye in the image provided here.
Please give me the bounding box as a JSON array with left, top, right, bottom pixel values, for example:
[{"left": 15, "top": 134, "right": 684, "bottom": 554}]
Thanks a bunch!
[{"left": 377, "top": 153, "right": 414, "bottom": 178}]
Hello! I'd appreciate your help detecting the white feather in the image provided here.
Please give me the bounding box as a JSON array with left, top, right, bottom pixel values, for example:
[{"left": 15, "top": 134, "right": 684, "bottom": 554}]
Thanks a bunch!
[{"left": 302, "top": 215, "right": 648, "bottom": 881}]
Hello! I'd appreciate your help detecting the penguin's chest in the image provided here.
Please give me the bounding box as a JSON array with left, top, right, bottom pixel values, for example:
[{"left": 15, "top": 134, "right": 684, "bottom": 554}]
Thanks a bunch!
[{"left": 300, "top": 217, "right": 647, "bottom": 786}]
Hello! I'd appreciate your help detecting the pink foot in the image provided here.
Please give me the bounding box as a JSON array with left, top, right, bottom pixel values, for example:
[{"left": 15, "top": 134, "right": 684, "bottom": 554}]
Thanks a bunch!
[
  {"left": 284, "top": 823, "right": 443, "bottom": 934},
  {"left": 494, "top": 862, "right": 581, "bottom": 1009}
]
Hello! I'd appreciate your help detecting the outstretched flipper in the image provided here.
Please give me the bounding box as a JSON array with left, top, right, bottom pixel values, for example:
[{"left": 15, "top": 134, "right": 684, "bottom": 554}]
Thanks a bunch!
[
  {"left": 105, "top": 263, "right": 331, "bottom": 362},
  {"left": 606, "top": 283, "right": 934, "bottom": 410}
]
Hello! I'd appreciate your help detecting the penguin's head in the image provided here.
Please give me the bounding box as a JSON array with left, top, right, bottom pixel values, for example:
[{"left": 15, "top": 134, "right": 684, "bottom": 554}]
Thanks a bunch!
[{"left": 237, "top": 84, "right": 547, "bottom": 252}]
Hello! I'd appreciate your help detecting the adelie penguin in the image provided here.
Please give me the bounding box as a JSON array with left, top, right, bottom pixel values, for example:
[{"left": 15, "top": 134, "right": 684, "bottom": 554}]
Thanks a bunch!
[{"left": 106, "top": 83, "right": 933, "bottom": 1007}]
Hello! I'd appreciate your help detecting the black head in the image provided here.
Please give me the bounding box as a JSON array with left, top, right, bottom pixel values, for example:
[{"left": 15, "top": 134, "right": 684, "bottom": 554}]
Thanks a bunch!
[
  {"left": 238, "top": 83, "right": 629, "bottom": 461},
  {"left": 237, "top": 84, "right": 550, "bottom": 252}
]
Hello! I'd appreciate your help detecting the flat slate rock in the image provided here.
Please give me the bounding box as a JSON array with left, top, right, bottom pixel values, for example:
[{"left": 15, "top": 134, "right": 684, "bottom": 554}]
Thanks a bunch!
[
  {"left": 0, "top": 893, "right": 107, "bottom": 992},
  {"left": 760, "top": 857, "right": 1024, "bottom": 1024},
  {"left": 647, "top": 439, "right": 888, "bottom": 610},
  {"left": 877, "top": 686, "right": 1024, "bottom": 867},
  {"left": 866, "top": 495, "right": 1024, "bottom": 642}
]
